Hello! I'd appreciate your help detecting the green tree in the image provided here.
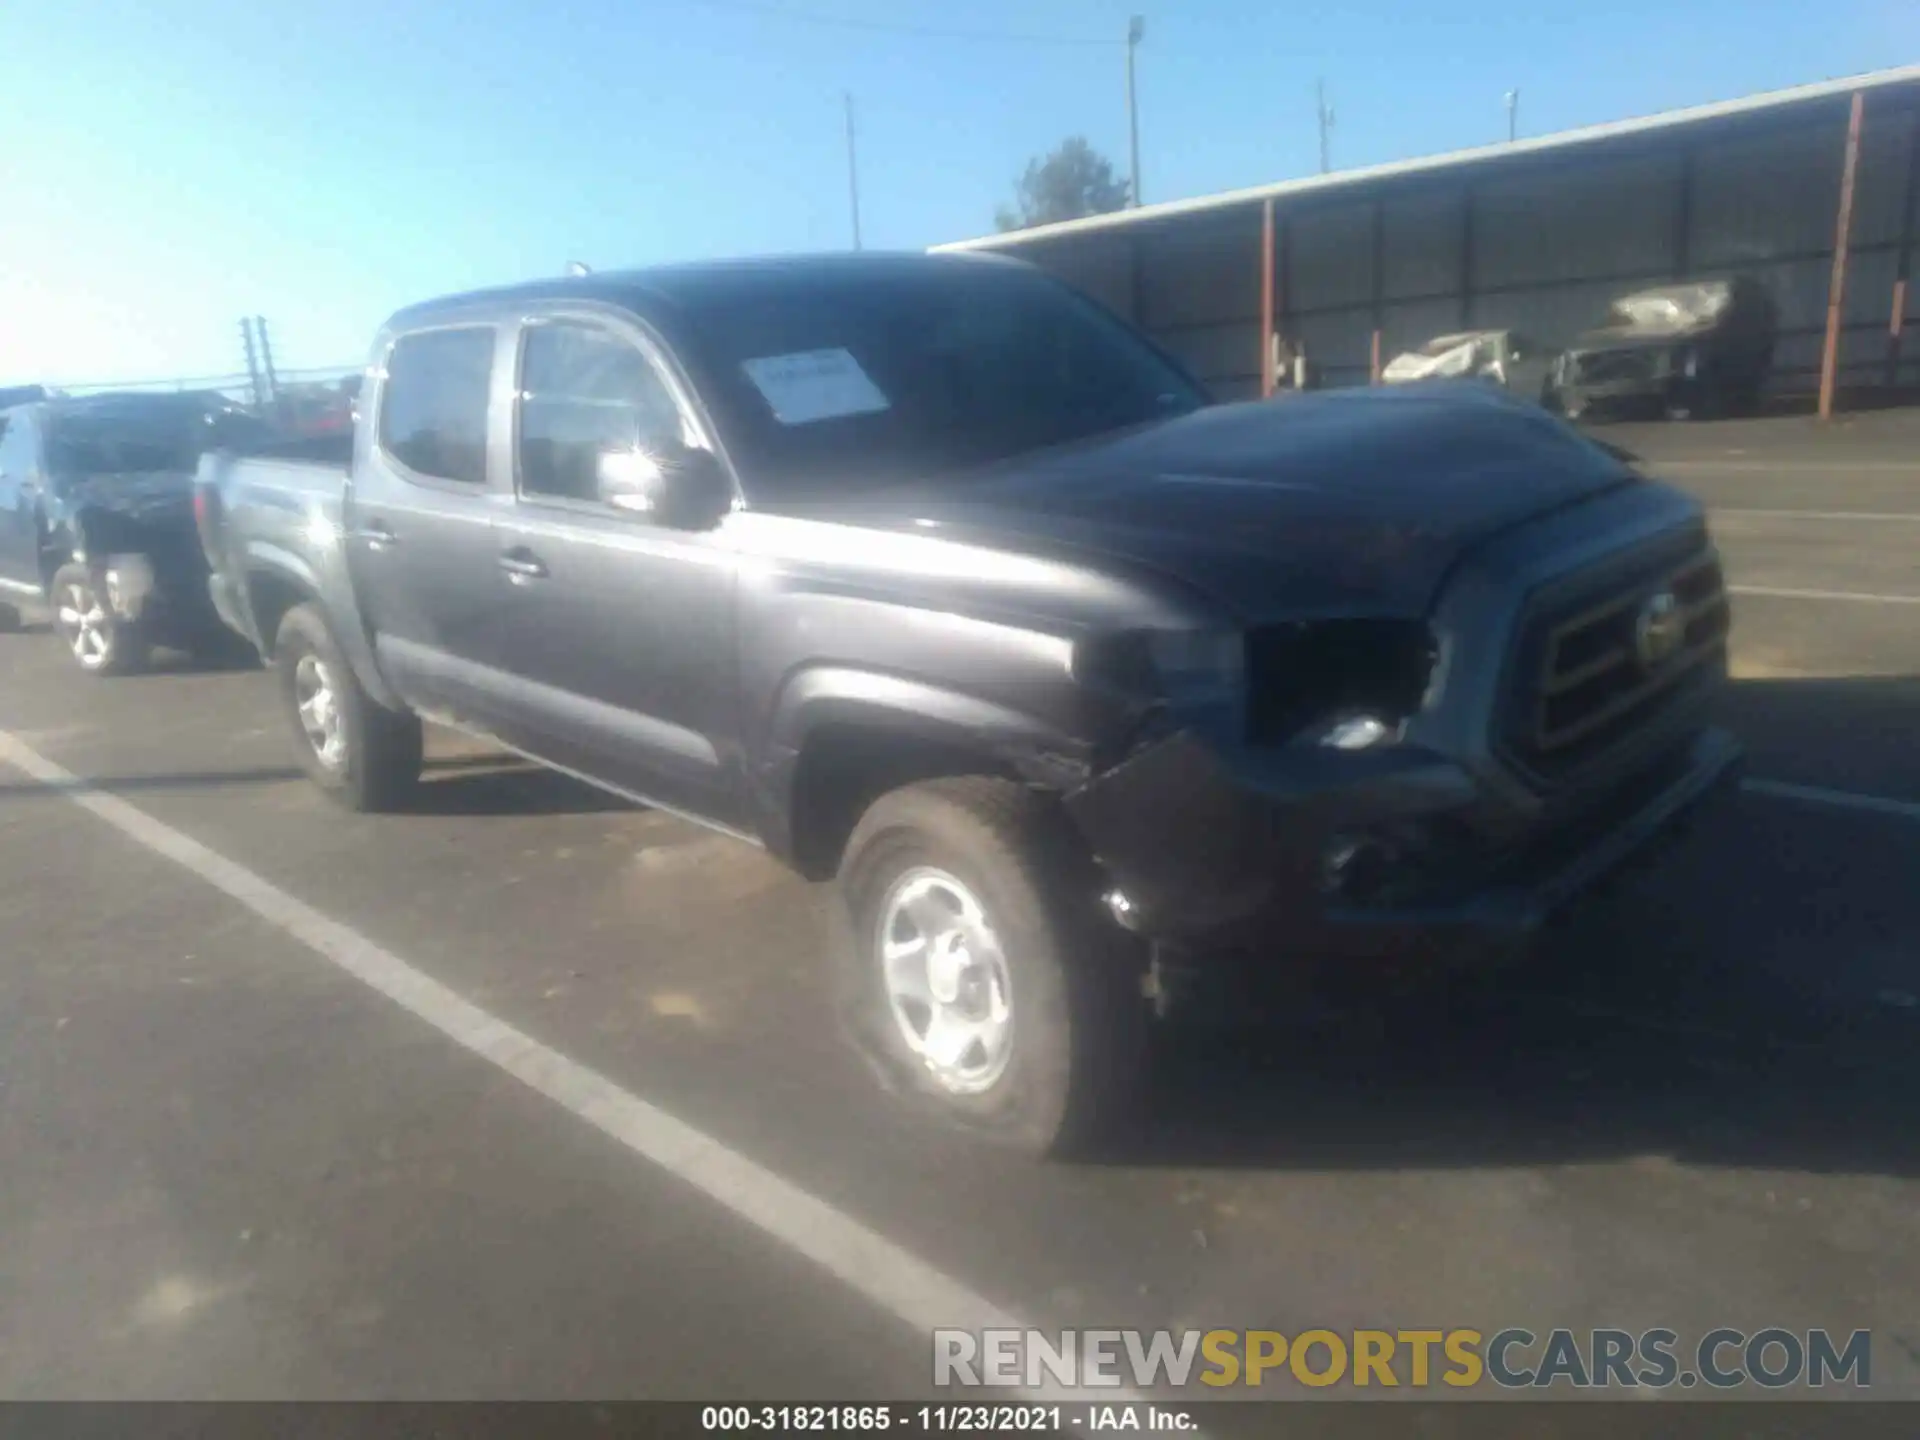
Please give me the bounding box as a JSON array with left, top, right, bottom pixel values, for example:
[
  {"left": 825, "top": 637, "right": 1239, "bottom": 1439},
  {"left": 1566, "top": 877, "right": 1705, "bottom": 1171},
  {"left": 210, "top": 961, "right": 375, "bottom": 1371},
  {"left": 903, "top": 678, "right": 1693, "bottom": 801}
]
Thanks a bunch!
[{"left": 994, "top": 137, "right": 1131, "bottom": 232}]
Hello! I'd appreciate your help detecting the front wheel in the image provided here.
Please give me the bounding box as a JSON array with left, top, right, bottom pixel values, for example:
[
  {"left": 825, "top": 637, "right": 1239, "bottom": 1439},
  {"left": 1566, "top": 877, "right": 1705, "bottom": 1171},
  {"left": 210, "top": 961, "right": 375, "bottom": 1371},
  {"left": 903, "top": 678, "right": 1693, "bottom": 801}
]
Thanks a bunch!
[
  {"left": 51, "top": 562, "right": 147, "bottom": 676},
  {"left": 0, "top": 601, "right": 20, "bottom": 633},
  {"left": 833, "top": 777, "right": 1148, "bottom": 1158},
  {"left": 274, "top": 602, "right": 422, "bottom": 811}
]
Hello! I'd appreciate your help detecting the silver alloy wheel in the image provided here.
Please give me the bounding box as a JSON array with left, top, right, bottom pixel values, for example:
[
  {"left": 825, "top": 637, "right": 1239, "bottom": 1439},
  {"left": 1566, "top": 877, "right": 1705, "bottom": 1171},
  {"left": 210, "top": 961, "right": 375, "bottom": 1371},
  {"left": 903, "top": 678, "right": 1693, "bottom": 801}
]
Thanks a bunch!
[
  {"left": 876, "top": 866, "right": 1015, "bottom": 1095},
  {"left": 293, "top": 653, "right": 347, "bottom": 770},
  {"left": 56, "top": 581, "right": 111, "bottom": 670}
]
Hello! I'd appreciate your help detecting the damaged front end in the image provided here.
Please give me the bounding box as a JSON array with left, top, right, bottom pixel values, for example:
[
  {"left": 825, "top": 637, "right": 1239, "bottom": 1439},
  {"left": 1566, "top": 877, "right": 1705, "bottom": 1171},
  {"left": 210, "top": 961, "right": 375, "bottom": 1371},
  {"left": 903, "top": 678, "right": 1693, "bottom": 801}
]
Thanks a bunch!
[{"left": 1061, "top": 611, "right": 1741, "bottom": 986}]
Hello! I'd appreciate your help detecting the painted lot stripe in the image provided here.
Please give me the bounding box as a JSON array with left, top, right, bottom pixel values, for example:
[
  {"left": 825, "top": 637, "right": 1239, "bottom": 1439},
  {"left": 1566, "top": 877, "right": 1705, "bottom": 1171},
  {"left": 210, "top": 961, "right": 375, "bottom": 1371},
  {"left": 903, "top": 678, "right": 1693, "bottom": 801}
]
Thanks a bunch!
[
  {"left": 1711, "top": 508, "right": 1920, "bottom": 522},
  {"left": 1743, "top": 778, "right": 1920, "bottom": 825},
  {"left": 1656, "top": 460, "right": 1920, "bottom": 474},
  {"left": 0, "top": 728, "right": 1166, "bottom": 1417},
  {"left": 1728, "top": 585, "right": 1920, "bottom": 606}
]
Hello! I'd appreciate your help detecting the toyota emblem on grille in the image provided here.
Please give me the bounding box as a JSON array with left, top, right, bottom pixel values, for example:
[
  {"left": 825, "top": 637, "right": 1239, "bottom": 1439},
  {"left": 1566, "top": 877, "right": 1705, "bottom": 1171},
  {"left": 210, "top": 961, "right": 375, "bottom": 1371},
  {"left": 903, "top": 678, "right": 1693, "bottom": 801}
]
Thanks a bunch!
[{"left": 1634, "top": 590, "right": 1684, "bottom": 669}]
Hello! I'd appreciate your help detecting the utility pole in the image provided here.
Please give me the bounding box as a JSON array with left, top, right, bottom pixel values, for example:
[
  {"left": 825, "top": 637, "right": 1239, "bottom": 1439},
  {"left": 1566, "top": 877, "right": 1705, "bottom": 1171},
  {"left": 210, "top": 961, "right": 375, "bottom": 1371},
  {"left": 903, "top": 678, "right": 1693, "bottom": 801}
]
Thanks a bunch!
[
  {"left": 1125, "top": 16, "right": 1144, "bottom": 206},
  {"left": 1316, "top": 78, "right": 1335, "bottom": 174},
  {"left": 1505, "top": 88, "right": 1520, "bottom": 142},
  {"left": 254, "top": 316, "right": 280, "bottom": 410},
  {"left": 238, "top": 318, "right": 263, "bottom": 410},
  {"left": 844, "top": 92, "right": 863, "bottom": 250}
]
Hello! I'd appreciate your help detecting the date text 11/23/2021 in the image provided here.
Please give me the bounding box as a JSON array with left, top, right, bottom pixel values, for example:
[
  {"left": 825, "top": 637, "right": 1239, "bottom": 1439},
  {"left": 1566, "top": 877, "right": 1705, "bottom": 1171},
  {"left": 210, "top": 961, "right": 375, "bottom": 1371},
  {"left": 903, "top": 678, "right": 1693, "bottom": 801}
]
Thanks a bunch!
[{"left": 700, "top": 1406, "right": 1197, "bottom": 1432}]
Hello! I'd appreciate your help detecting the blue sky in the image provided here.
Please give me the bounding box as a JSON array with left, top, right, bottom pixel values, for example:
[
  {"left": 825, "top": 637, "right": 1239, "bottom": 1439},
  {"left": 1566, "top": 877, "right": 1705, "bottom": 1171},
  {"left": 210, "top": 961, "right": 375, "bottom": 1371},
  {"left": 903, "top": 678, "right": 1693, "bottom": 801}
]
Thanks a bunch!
[{"left": 1, "top": 0, "right": 1911, "bottom": 385}]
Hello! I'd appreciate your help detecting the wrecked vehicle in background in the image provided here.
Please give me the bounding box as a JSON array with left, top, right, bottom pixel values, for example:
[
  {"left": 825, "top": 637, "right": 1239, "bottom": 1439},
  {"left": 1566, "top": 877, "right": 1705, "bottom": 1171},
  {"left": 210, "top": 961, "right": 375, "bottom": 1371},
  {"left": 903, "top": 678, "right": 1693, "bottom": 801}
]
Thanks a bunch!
[
  {"left": 194, "top": 252, "right": 1740, "bottom": 1157},
  {"left": 1381, "top": 330, "right": 1557, "bottom": 404},
  {"left": 0, "top": 391, "right": 257, "bottom": 673},
  {"left": 1551, "top": 277, "right": 1777, "bottom": 421}
]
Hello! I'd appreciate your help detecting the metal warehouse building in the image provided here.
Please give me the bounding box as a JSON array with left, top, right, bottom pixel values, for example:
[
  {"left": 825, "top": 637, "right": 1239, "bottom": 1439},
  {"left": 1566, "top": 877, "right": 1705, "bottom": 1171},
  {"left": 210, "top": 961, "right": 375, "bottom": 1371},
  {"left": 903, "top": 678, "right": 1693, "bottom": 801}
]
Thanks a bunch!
[{"left": 936, "top": 65, "right": 1920, "bottom": 413}]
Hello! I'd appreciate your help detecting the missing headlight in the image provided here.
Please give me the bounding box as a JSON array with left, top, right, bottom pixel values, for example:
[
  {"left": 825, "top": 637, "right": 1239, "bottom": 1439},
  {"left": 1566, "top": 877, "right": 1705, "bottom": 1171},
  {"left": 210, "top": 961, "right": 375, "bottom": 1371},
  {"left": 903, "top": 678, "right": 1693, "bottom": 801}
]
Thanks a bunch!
[{"left": 1245, "top": 618, "right": 1438, "bottom": 746}]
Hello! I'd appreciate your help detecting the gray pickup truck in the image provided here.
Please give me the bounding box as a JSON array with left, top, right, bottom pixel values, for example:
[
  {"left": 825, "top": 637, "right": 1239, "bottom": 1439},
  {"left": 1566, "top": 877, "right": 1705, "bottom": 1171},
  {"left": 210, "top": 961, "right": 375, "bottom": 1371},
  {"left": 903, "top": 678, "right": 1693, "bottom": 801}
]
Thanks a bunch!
[{"left": 196, "top": 252, "right": 1741, "bottom": 1155}]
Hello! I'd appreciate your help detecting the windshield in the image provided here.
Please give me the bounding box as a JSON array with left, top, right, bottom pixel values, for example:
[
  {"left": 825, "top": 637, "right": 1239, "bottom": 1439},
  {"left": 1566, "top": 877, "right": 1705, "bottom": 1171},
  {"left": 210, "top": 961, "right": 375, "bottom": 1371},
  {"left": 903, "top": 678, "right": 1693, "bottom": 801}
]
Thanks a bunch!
[
  {"left": 1415, "top": 333, "right": 1484, "bottom": 357},
  {"left": 669, "top": 263, "right": 1207, "bottom": 499},
  {"left": 46, "top": 411, "right": 204, "bottom": 475}
]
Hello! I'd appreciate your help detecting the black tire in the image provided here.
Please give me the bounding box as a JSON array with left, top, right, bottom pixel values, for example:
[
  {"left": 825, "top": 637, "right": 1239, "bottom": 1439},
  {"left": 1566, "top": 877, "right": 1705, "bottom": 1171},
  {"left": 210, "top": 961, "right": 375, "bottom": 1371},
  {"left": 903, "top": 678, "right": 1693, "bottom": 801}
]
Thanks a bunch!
[
  {"left": 0, "top": 601, "right": 20, "bottom": 633},
  {"left": 274, "top": 602, "right": 422, "bottom": 812},
  {"left": 832, "top": 776, "right": 1149, "bottom": 1158},
  {"left": 49, "top": 562, "right": 147, "bottom": 676}
]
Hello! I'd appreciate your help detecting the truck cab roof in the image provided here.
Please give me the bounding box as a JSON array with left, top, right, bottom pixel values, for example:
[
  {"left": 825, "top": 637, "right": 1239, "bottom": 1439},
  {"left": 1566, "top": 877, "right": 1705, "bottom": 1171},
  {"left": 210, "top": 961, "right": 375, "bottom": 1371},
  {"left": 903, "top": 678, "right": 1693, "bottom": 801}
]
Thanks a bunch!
[{"left": 382, "top": 251, "right": 1027, "bottom": 334}]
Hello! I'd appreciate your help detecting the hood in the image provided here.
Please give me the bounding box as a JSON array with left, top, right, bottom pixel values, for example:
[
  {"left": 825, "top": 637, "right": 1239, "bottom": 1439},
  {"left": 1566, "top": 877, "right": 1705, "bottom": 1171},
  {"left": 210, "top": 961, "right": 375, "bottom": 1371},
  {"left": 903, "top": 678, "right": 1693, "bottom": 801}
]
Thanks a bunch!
[
  {"left": 781, "top": 388, "right": 1636, "bottom": 620},
  {"left": 1381, "top": 332, "right": 1501, "bottom": 384},
  {"left": 1569, "top": 281, "right": 1738, "bottom": 355}
]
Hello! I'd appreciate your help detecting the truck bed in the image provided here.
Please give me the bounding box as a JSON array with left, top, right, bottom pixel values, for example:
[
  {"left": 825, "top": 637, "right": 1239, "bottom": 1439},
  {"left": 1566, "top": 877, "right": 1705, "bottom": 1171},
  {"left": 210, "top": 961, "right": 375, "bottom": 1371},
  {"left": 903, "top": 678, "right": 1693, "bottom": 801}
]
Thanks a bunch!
[{"left": 194, "top": 440, "right": 355, "bottom": 656}]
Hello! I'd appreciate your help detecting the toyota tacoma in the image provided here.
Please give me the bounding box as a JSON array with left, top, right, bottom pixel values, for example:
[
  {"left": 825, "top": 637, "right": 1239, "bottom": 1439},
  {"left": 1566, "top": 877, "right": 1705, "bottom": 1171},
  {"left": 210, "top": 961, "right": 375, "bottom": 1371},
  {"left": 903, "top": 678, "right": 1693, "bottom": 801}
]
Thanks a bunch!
[{"left": 194, "top": 252, "right": 1741, "bottom": 1154}]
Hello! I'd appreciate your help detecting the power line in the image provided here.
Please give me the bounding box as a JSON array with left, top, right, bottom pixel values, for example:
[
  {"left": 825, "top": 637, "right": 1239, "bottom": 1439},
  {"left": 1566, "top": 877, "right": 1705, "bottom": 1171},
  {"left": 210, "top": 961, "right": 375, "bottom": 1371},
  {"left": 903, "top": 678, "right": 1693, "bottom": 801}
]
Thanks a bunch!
[{"left": 676, "top": 0, "right": 1117, "bottom": 47}]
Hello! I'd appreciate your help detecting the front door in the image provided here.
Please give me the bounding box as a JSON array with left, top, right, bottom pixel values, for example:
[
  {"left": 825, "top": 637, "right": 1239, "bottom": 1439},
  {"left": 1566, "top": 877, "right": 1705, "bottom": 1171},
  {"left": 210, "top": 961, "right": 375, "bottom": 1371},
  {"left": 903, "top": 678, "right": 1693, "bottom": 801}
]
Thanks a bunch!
[
  {"left": 346, "top": 323, "right": 514, "bottom": 731},
  {"left": 488, "top": 314, "right": 744, "bottom": 830},
  {"left": 0, "top": 409, "right": 43, "bottom": 596}
]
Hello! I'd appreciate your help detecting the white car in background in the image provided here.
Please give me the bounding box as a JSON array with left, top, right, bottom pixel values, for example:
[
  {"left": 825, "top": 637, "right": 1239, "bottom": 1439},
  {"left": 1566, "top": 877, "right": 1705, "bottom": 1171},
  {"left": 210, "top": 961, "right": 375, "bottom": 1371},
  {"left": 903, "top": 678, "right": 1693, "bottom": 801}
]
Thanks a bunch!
[{"left": 1382, "top": 330, "right": 1558, "bottom": 405}]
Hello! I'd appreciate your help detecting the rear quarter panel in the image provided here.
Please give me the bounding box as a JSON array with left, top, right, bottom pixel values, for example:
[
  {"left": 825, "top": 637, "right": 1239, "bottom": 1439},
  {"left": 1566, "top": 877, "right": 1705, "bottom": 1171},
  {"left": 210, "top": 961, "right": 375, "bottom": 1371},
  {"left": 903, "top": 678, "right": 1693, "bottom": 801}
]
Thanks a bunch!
[{"left": 201, "top": 451, "right": 402, "bottom": 708}]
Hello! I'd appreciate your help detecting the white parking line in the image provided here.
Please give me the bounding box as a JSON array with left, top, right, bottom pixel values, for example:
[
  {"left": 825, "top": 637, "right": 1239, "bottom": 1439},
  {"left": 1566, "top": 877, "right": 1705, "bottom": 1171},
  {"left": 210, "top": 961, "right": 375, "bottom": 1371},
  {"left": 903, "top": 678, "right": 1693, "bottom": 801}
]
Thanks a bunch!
[
  {"left": 1728, "top": 585, "right": 1920, "bottom": 606},
  {"left": 1712, "top": 508, "right": 1920, "bottom": 522},
  {"left": 1658, "top": 460, "right": 1920, "bottom": 474},
  {"left": 0, "top": 727, "right": 1158, "bottom": 1417},
  {"left": 1743, "top": 778, "right": 1920, "bottom": 824}
]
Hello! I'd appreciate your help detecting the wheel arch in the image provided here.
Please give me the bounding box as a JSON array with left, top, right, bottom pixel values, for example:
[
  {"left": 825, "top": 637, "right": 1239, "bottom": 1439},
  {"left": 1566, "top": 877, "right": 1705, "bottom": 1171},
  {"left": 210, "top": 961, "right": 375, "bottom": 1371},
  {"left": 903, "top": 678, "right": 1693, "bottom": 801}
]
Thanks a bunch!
[
  {"left": 239, "top": 544, "right": 324, "bottom": 661},
  {"left": 765, "top": 667, "right": 1094, "bottom": 881}
]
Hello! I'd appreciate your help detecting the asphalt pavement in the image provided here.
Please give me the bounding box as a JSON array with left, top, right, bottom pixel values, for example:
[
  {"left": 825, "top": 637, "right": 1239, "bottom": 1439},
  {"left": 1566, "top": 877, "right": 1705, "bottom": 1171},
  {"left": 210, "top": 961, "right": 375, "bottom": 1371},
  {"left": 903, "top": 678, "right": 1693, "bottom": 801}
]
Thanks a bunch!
[{"left": 1, "top": 413, "right": 1917, "bottom": 1408}]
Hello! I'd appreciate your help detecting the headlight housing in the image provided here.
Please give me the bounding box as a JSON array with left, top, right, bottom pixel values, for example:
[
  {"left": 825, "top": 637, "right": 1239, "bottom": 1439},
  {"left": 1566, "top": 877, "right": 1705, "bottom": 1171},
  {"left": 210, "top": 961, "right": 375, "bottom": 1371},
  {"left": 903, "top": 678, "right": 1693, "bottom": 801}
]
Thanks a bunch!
[
  {"left": 1247, "top": 618, "right": 1441, "bottom": 747},
  {"left": 1073, "top": 627, "right": 1245, "bottom": 709}
]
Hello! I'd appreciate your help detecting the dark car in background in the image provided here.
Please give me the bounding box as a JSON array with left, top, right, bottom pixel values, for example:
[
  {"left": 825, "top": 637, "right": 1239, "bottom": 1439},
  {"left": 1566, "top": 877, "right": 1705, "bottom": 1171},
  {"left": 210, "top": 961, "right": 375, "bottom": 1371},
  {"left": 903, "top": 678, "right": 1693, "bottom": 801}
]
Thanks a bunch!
[
  {"left": 1552, "top": 277, "right": 1778, "bottom": 421},
  {"left": 0, "top": 391, "right": 265, "bottom": 673}
]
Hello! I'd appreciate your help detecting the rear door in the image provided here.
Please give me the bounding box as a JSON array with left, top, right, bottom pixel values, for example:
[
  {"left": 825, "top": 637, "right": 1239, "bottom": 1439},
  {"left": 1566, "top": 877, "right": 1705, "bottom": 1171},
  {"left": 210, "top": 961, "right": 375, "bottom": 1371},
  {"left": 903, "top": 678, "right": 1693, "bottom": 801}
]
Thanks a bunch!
[
  {"left": 487, "top": 310, "right": 745, "bottom": 830},
  {"left": 0, "top": 409, "right": 44, "bottom": 596},
  {"left": 346, "top": 322, "right": 515, "bottom": 730}
]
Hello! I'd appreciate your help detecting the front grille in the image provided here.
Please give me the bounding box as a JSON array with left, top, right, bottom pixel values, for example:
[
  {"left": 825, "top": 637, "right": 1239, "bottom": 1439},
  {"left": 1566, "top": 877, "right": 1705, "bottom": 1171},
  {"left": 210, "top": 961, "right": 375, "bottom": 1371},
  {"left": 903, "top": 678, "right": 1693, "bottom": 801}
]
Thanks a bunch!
[
  {"left": 1572, "top": 350, "right": 1659, "bottom": 385},
  {"left": 1501, "top": 536, "right": 1729, "bottom": 781}
]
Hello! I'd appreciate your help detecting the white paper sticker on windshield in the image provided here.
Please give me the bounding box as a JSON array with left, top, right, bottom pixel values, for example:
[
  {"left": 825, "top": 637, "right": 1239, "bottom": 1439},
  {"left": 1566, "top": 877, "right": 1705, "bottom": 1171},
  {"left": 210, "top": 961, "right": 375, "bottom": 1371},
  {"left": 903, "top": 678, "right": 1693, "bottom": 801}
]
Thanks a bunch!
[{"left": 741, "top": 349, "right": 890, "bottom": 425}]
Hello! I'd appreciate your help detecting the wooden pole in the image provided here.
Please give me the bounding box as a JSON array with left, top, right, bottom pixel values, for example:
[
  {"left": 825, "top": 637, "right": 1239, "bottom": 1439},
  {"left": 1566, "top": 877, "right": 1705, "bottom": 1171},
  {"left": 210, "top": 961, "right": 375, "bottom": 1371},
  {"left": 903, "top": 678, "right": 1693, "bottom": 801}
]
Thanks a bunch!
[
  {"left": 844, "top": 93, "right": 862, "bottom": 251},
  {"left": 1886, "top": 106, "right": 1918, "bottom": 388},
  {"left": 1126, "top": 17, "right": 1144, "bottom": 207},
  {"left": 1892, "top": 279, "right": 1909, "bottom": 377},
  {"left": 1818, "top": 91, "right": 1865, "bottom": 422},
  {"left": 1371, "top": 330, "right": 1383, "bottom": 384},
  {"left": 1260, "top": 199, "right": 1276, "bottom": 397}
]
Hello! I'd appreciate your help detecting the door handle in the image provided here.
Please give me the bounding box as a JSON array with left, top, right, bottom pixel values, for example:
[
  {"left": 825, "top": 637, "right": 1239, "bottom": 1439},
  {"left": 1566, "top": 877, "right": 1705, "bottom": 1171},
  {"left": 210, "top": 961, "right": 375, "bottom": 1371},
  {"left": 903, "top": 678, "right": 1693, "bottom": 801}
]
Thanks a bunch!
[
  {"left": 354, "top": 521, "right": 399, "bottom": 550},
  {"left": 499, "top": 549, "right": 548, "bottom": 582}
]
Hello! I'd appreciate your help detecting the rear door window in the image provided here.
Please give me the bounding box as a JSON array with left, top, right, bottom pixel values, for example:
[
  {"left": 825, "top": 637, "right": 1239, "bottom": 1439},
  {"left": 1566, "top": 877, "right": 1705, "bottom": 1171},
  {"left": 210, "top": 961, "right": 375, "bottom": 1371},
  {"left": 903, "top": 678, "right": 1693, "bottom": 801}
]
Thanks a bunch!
[{"left": 378, "top": 327, "right": 495, "bottom": 485}]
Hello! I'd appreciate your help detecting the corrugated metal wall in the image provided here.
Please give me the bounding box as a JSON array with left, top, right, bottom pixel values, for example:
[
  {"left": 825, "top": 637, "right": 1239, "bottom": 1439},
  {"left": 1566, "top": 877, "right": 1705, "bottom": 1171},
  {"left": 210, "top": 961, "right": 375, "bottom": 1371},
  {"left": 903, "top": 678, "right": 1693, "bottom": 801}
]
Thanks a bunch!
[{"left": 1007, "top": 84, "right": 1920, "bottom": 404}]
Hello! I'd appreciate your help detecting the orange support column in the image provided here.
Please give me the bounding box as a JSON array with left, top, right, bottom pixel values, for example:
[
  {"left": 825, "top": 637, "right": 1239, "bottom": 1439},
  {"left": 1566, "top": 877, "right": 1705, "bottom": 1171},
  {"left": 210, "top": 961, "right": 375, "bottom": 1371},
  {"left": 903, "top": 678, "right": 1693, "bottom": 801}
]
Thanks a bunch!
[{"left": 1819, "top": 91, "right": 1866, "bottom": 421}]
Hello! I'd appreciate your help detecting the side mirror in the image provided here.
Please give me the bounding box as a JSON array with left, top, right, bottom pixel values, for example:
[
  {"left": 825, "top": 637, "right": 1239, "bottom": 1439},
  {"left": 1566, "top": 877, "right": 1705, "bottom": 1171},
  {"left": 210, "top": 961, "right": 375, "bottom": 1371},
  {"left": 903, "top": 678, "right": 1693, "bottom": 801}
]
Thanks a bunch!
[{"left": 596, "top": 438, "right": 729, "bottom": 529}]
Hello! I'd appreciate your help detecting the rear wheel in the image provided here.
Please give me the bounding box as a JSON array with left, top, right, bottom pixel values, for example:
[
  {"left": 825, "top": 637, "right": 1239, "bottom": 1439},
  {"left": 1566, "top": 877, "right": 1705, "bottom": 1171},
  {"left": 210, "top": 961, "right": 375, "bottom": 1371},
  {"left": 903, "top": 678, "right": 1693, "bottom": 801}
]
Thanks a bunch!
[
  {"left": 0, "top": 601, "right": 19, "bottom": 633},
  {"left": 833, "top": 777, "right": 1148, "bottom": 1158},
  {"left": 51, "top": 562, "right": 146, "bottom": 676},
  {"left": 274, "top": 602, "right": 422, "bottom": 811}
]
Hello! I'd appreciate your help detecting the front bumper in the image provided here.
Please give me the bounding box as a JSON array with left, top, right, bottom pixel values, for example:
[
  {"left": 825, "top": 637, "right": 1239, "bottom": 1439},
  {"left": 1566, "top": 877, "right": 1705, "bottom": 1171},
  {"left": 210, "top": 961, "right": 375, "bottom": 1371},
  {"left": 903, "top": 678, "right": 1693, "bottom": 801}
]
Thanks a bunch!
[{"left": 1064, "top": 725, "right": 1743, "bottom": 963}]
